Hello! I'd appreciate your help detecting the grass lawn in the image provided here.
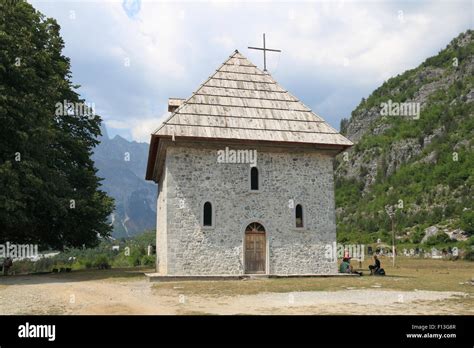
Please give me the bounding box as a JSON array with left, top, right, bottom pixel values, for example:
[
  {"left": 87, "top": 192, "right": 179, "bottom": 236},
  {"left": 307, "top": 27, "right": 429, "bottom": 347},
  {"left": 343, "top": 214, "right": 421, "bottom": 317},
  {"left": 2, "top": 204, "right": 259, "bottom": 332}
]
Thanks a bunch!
[
  {"left": 152, "top": 257, "right": 474, "bottom": 297},
  {"left": 0, "top": 259, "right": 471, "bottom": 314}
]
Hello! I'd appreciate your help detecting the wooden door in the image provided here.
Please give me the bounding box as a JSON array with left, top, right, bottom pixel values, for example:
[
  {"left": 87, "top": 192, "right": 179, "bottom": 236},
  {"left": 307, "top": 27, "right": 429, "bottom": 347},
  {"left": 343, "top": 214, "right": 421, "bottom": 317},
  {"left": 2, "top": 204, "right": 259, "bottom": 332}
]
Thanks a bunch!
[{"left": 244, "top": 223, "right": 266, "bottom": 274}]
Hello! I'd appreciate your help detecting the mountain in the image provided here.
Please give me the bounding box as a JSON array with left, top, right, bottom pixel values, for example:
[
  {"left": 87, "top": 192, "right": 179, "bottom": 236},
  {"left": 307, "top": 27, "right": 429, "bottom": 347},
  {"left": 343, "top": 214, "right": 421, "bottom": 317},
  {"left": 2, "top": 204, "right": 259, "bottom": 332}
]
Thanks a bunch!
[
  {"left": 335, "top": 30, "right": 474, "bottom": 245},
  {"left": 92, "top": 126, "right": 156, "bottom": 238}
]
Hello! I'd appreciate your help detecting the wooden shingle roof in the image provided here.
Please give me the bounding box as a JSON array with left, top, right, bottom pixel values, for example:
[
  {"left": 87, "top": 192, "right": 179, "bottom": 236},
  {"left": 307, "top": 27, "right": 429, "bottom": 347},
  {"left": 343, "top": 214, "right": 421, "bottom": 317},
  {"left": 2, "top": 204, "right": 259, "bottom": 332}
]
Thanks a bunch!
[
  {"left": 153, "top": 50, "right": 353, "bottom": 146},
  {"left": 146, "top": 50, "right": 352, "bottom": 181}
]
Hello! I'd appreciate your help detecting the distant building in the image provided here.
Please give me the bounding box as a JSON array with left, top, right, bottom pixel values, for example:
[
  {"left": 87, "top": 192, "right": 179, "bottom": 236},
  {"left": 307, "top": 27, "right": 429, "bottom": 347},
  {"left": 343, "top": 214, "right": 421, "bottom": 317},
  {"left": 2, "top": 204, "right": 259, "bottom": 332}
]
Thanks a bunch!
[{"left": 145, "top": 50, "right": 352, "bottom": 276}]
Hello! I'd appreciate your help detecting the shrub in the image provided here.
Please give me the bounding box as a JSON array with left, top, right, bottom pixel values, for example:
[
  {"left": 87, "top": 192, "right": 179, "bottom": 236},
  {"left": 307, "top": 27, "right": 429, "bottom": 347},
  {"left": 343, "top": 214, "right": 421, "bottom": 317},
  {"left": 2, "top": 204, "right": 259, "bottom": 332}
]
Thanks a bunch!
[
  {"left": 81, "top": 260, "right": 94, "bottom": 269},
  {"left": 140, "top": 255, "right": 155, "bottom": 266},
  {"left": 466, "top": 236, "right": 474, "bottom": 246},
  {"left": 4, "top": 232, "right": 157, "bottom": 274},
  {"left": 111, "top": 254, "right": 131, "bottom": 268},
  {"left": 93, "top": 255, "right": 111, "bottom": 270},
  {"left": 425, "top": 232, "right": 452, "bottom": 246},
  {"left": 410, "top": 227, "right": 425, "bottom": 244},
  {"left": 10, "top": 260, "right": 35, "bottom": 274},
  {"left": 129, "top": 246, "right": 146, "bottom": 266},
  {"left": 464, "top": 250, "right": 474, "bottom": 261},
  {"left": 460, "top": 210, "right": 474, "bottom": 235},
  {"left": 33, "top": 257, "right": 56, "bottom": 272},
  {"left": 9, "top": 257, "right": 58, "bottom": 274}
]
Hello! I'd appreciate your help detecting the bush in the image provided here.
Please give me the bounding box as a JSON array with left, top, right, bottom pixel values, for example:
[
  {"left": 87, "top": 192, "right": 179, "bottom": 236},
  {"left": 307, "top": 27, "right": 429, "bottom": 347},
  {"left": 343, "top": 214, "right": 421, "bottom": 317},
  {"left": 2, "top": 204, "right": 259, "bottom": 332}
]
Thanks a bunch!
[
  {"left": 460, "top": 210, "right": 474, "bottom": 235},
  {"left": 4, "top": 232, "right": 157, "bottom": 275},
  {"left": 464, "top": 250, "right": 474, "bottom": 261},
  {"left": 83, "top": 260, "right": 94, "bottom": 269},
  {"left": 10, "top": 260, "right": 35, "bottom": 274},
  {"left": 425, "top": 232, "right": 452, "bottom": 246},
  {"left": 466, "top": 236, "right": 474, "bottom": 246},
  {"left": 111, "top": 254, "right": 131, "bottom": 268},
  {"left": 33, "top": 258, "right": 57, "bottom": 272},
  {"left": 410, "top": 227, "right": 425, "bottom": 244},
  {"left": 9, "top": 257, "right": 62, "bottom": 274},
  {"left": 129, "top": 246, "right": 146, "bottom": 266},
  {"left": 93, "top": 255, "right": 111, "bottom": 270},
  {"left": 140, "top": 255, "right": 155, "bottom": 266}
]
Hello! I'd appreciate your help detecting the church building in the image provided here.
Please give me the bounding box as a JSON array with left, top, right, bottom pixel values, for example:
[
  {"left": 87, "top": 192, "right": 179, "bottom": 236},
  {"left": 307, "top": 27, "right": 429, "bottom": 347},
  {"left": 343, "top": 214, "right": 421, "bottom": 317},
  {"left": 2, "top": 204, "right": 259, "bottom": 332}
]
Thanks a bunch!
[{"left": 145, "top": 50, "right": 352, "bottom": 276}]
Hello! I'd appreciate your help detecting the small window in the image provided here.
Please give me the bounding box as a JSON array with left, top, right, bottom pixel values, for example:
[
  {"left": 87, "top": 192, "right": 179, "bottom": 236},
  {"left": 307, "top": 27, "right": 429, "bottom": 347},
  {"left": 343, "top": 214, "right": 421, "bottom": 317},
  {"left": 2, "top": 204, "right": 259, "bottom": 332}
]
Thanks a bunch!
[
  {"left": 203, "top": 202, "right": 212, "bottom": 226},
  {"left": 250, "top": 167, "right": 259, "bottom": 191},
  {"left": 296, "top": 204, "right": 303, "bottom": 228}
]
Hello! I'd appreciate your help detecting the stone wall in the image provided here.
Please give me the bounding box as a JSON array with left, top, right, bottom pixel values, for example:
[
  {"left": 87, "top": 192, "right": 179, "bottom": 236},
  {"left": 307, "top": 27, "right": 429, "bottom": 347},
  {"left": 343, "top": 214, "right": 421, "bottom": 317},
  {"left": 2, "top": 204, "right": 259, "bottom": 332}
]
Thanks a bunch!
[
  {"left": 156, "top": 143, "right": 338, "bottom": 275},
  {"left": 156, "top": 166, "right": 168, "bottom": 274}
]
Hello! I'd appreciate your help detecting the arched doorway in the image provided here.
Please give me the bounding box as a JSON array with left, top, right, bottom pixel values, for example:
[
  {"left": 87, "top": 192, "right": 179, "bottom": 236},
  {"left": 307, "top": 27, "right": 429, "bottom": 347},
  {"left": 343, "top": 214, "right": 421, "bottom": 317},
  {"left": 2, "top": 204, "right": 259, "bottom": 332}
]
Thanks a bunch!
[{"left": 244, "top": 222, "right": 266, "bottom": 274}]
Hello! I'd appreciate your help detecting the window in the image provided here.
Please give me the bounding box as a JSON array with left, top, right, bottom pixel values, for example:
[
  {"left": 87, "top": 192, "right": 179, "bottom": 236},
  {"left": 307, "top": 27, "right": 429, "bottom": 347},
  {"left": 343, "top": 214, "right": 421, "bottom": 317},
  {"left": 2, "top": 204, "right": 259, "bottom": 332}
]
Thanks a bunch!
[
  {"left": 296, "top": 204, "right": 303, "bottom": 228},
  {"left": 250, "top": 167, "right": 259, "bottom": 191},
  {"left": 203, "top": 201, "right": 212, "bottom": 226}
]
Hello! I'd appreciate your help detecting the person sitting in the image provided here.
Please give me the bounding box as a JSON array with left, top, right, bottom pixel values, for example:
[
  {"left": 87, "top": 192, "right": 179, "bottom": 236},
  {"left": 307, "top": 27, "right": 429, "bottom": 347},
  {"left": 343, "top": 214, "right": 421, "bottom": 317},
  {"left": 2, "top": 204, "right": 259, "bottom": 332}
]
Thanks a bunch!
[
  {"left": 369, "top": 255, "right": 381, "bottom": 275},
  {"left": 339, "top": 257, "right": 362, "bottom": 276},
  {"left": 339, "top": 257, "right": 351, "bottom": 273}
]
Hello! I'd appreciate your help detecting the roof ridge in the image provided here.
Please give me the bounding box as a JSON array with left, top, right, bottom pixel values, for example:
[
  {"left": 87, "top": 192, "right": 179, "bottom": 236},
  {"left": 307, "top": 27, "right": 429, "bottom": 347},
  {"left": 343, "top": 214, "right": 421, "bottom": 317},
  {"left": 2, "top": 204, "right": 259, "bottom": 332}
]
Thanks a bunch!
[{"left": 151, "top": 49, "right": 352, "bottom": 148}]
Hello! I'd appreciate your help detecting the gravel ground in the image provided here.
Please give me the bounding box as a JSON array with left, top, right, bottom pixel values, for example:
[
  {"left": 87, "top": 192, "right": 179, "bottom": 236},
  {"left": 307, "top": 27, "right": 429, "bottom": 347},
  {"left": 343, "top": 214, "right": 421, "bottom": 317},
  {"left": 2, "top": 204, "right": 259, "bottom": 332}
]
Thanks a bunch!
[{"left": 0, "top": 274, "right": 471, "bottom": 315}]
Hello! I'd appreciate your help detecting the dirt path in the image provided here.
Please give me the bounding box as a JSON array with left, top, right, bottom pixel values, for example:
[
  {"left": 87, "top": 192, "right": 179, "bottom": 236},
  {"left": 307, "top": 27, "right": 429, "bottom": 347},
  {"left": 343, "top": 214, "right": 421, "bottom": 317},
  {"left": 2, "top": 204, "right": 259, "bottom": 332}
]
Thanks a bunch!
[
  {"left": 0, "top": 273, "right": 471, "bottom": 315},
  {"left": 182, "top": 289, "right": 471, "bottom": 315},
  {"left": 0, "top": 275, "right": 176, "bottom": 315}
]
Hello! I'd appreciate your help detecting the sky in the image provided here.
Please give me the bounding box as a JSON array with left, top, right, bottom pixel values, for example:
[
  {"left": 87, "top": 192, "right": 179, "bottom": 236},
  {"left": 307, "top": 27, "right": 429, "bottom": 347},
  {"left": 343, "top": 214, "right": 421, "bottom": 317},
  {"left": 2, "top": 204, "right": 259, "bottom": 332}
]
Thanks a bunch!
[{"left": 30, "top": 0, "right": 473, "bottom": 143}]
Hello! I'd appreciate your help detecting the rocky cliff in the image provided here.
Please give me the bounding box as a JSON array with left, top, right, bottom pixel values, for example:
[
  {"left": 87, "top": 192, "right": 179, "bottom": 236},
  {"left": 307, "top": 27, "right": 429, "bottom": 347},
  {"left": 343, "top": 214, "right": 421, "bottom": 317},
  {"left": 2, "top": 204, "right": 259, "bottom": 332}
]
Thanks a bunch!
[
  {"left": 92, "top": 126, "right": 156, "bottom": 237},
  {"left": 335, "top": 30, "right": 473, "bottom": 244}
]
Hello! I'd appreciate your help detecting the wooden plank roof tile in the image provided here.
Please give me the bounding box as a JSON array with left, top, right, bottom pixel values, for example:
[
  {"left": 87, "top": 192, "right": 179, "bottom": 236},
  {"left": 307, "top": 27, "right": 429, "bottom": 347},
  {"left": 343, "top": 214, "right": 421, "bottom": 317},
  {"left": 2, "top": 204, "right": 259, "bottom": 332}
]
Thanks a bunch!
[{"left": 153, "top": 50, "right": 352, "bottom": 147}]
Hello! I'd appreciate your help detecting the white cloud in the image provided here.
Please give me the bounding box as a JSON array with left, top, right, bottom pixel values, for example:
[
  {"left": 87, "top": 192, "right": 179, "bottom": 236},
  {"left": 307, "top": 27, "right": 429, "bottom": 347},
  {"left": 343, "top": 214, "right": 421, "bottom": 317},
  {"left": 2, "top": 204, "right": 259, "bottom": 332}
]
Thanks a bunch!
[
  {"left": 106, "top": 113, "right": 170, "bottom": 143},
  {"left": 31, "top": 0, "right": 472, "bottom": 141},
  {"left": 130, "top": 115, "right": 168, "bottom": 143}
]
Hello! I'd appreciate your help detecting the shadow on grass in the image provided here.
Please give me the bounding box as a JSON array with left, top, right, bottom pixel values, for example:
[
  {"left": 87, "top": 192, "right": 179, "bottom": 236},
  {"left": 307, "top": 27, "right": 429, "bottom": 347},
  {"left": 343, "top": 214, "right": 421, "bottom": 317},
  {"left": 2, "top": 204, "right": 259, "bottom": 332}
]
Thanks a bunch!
[
  {"left": 0, "top": 267, "right": 153, "bottom": 286},
  {"left": 357, "top": 274, "right": 416, "bottom": 279}
]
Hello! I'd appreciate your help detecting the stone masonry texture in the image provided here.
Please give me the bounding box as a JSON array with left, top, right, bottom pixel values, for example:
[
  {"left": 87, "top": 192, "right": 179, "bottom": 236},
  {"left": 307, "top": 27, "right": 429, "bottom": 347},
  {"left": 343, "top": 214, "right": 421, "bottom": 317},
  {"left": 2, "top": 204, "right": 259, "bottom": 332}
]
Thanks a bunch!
[{"left": 156, "top": 143, "right": 338, "bottom": 275}]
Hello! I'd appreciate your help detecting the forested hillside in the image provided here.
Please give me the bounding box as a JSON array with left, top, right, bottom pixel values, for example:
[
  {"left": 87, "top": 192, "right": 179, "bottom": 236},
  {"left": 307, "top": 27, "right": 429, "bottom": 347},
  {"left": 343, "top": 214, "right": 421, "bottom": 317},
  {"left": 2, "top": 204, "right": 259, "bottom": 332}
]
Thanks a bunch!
[{"left": 335, "top": 30, "right": 474, "bottom": 246}]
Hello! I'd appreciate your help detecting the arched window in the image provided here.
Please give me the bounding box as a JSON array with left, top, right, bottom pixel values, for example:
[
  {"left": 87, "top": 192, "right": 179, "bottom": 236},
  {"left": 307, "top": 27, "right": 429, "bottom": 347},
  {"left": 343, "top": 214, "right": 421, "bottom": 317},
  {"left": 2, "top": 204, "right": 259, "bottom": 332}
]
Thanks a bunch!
[
  {"left": 203, "top": 202, "right": 212, "bottom": 226},
  {"left": 250, "top": 167, "right": 259, "bottom": 191},
  {"left": 296, "top": 204, "right": 303, "bottom": 228}
]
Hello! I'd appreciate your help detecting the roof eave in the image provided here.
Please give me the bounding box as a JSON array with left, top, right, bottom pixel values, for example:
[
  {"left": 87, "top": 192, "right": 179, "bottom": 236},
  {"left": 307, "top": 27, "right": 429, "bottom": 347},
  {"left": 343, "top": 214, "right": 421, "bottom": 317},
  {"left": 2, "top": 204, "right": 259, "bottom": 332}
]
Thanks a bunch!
[
  {"left": 145, "top": 134, "right": 160, "bottom": 181},
  {"left": 146, "top": 134, "right": 352, "bottom": 183}
]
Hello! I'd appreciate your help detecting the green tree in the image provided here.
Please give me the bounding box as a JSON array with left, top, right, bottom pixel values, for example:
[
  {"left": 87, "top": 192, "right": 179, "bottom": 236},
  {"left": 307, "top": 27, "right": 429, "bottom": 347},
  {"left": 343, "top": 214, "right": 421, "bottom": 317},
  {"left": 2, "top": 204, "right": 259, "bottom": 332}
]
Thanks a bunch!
[
  {"left": 0, "top": 1, "right": 114, "bottom": 249},
  {"left": 460, "top": 210, "right": 474, "bottom": 235}
]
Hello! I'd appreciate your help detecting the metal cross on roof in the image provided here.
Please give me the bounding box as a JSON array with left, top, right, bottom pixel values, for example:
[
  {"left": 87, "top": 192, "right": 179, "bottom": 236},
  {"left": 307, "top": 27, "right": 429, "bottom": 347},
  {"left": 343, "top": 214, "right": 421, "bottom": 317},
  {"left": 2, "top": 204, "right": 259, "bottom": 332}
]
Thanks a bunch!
[{"left": 248, "top": 33, "right": 281, "bottom": 72}]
